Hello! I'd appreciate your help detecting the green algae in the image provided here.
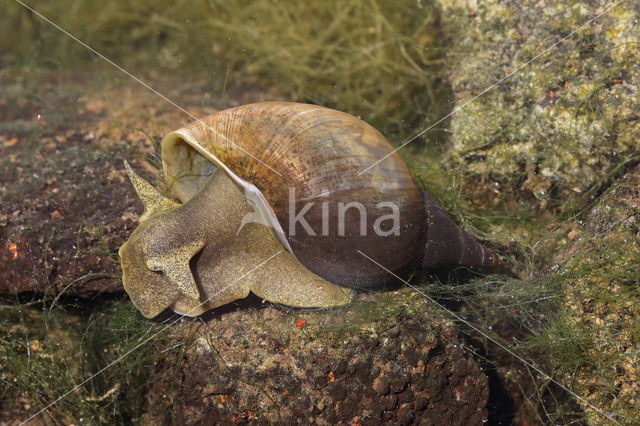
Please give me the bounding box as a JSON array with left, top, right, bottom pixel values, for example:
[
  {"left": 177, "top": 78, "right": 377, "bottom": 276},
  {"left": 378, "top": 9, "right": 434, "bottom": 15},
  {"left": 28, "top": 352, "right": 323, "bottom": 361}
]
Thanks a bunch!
[
  {"left": 452, "top": 166, "right": 640, "bottom": 424},
  {"left": 0, "top": 298, "right": 168, "bottom": 423},
  {"left": 548, "top": 169, "right": 640, "bottom": 423},
  {"left": 425, "top": 2, "right": 640, "bottom": 417},
  {"left": 435, "top": 0, "right": 640, "bottom": 209}
]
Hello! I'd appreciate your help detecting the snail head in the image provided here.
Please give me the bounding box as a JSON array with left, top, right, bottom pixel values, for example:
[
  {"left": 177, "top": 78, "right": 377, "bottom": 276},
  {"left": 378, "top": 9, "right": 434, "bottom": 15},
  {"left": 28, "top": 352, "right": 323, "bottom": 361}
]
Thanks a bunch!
[
  {"left": 119, "top": 161, "right": 205, "bottom": 318},
  {"left": 119, "top": 160, "right": 353, "bottom": 318}
]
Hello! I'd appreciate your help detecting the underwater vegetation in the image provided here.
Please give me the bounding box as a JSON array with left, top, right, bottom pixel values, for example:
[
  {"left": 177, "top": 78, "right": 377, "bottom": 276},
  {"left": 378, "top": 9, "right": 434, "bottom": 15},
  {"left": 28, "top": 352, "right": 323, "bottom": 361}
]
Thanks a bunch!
[
  {"left": 1, "top": 0, "right": 450, "bottom": 142},
  {"left": 552, "top": 166, "right": 640, "bottom": 423},
  {"left": 0, "top": 298, "right": 167, "bottom": 423},
  {"left": 0, "top": 0, "right": 638, "bottom": 423}
]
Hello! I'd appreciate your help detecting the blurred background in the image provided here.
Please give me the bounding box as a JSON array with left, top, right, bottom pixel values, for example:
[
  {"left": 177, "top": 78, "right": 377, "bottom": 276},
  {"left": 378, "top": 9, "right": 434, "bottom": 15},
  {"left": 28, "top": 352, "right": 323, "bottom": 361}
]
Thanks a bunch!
[{"left": 1, "top": 0, "right": 451, "bottom": 143}]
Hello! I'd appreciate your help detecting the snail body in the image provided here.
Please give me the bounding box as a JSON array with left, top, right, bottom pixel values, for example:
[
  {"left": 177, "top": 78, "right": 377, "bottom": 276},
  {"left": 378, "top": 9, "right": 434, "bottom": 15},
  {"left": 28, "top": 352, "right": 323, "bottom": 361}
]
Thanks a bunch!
[{"left": 120, "top": 102, "right": 499, "bottom": 317}]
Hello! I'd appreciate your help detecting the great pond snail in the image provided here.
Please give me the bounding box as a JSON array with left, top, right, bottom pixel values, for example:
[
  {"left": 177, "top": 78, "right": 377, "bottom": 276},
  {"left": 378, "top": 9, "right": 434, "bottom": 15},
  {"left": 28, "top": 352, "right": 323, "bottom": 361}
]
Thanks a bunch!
[{"left": 119, "top": 102, "right": 500, "bottom": 318}]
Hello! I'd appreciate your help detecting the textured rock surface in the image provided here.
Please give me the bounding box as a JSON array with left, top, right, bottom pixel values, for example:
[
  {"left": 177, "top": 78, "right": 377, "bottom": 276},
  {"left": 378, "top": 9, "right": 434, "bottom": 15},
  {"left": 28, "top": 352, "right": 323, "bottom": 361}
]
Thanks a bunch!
[
  {"left": 0, "top": 77, "right": 135, "bottom": 297},
  {"left": 142, "top": 292, "right": 489, "bottom": 425},
  {"left": 551, "top": 165, "right": 640, "bottom": 423},
  {"left": 435, "top": 0, "right": 640, "bottom": 207}
]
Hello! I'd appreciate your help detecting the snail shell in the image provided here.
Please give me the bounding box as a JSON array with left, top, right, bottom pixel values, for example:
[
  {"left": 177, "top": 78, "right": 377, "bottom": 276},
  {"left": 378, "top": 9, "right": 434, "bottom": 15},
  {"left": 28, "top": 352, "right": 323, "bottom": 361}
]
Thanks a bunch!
[
  {"left": 162, "top": 102, "right": 427, "bottom": 288},
  {"left": 161, "top": 102, "right": 498, "bottom": 289}
]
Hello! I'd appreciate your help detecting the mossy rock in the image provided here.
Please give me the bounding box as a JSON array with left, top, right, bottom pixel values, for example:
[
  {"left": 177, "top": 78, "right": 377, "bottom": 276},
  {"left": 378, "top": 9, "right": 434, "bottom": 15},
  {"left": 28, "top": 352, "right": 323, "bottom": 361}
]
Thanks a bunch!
[
  {"left": 0, "top": 300, "right": 161, "bottom": 423},
  {"left": 550, "top": 165, "right": 640, "bottom": 423},
  {"left": 436, "top": 0, "right": 640, "bottom": 208},
  {"left": 142, "top": 291, "right": 489, "bottom": 424}
]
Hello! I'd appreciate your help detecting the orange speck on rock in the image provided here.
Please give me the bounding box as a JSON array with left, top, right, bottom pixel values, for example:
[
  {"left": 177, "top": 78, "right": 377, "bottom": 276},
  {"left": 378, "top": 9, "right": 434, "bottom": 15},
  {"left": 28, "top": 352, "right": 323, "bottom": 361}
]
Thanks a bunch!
[
  {"left": 8, "top": 242, "right": 18, "bottom": 259},
  {"left": 296, "top": 318, "right": 307, "bottom": 327},
  {"left": 6, "top": 138, "right": 18, "bottom": 147},
  {"left": 219, "top": 394, "right": 228, "bottom": 403},
  {"left": 328, "top": 371, "right": 335, "bottom": 383}
]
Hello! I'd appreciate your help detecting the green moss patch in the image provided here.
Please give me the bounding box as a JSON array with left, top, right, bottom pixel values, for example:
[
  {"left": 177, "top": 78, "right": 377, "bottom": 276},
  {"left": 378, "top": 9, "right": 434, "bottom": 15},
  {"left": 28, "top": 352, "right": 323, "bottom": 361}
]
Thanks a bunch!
[{"left": 436, "top": 0, "right": 640, "bottom": 210}]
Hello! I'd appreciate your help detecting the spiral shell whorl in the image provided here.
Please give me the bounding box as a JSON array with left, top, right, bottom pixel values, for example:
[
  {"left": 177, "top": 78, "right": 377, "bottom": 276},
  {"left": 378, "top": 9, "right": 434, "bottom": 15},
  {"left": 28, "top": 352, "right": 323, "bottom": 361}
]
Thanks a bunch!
[{"left": 162, "top": 102, "right": 425, "bottom": 288}]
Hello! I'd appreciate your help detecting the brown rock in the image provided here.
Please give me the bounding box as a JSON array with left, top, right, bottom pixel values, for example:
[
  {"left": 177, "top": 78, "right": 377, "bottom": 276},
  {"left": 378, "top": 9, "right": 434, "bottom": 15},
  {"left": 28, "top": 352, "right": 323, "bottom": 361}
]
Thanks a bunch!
[{"left": 142, "top": 294, "right": 489, "bottom": 424}]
